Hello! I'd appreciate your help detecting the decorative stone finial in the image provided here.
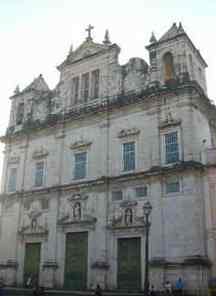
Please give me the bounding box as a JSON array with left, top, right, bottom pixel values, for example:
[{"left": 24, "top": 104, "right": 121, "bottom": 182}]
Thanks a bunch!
[
  {"left": 69, "top": 43, "right": 73, "bottom": 54},
  {"left": 103, "top": 29, "right": 111, "bottom": 45},
  {"left": 14, "top": 85, "right": 20, "bottom": 95},
  {"left": 178, "top": 22, "right": 184, "bottom": 33},
  {"left": 150, "top": 32, "right": 157, "bottom": 43},
  {"left": 85, "top": 24, "right": 94, "bottom": 41}
]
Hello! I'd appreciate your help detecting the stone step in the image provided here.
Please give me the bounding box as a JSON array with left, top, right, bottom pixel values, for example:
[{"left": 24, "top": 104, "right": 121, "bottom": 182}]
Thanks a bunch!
[{"left": 4, "top": 288, "right": 144, "bottom": 296}]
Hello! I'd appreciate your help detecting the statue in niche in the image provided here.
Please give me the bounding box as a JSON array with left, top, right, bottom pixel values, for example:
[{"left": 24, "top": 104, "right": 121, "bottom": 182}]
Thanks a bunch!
[
  {"left": 124, "top": 208, "right": 133, "bottom": 226},
  {"left": 28, "top": 205, "right": 42, "bottom": 231},
  {"left": 73, "top": 202, "right": 81, "bottom": 221}
]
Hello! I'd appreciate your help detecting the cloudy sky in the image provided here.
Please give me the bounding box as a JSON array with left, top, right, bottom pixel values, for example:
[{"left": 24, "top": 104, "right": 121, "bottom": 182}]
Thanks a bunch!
[{"left": 0, "top": 0, "right": 215, "bottom": 184}]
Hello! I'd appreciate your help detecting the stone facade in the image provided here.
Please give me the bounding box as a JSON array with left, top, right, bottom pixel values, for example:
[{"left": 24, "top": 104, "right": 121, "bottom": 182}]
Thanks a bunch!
[{"left": 0, "top": 23, "right": 215, "bottom": 293}]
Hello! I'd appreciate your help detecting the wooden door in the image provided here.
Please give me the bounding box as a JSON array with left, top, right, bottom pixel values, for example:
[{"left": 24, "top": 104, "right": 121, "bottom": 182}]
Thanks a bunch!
[
  {"left": 64, "top": 232, "right": 88, "bottom": 290},
  {"left": 24, "top": 242, "right": 41, "bottom": 286},
  {"left": 117, "top": 237, "right": 141, "bottom": 290}
]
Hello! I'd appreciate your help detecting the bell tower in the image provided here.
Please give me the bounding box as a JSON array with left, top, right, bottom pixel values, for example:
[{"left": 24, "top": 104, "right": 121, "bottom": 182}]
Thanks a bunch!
[{"left": 146, "top": 22, "right": 208, "bottom": 93}]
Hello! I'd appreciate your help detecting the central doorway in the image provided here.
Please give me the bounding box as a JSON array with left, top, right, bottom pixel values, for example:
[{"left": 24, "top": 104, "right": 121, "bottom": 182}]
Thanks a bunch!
[
  {"left": 117, "top": 237, "right": 141, "bottom": 290},
  {"left": 64, "top": 232, "right": 88, "bottom": 290},
  {"left": 24, "top": 242, "right": 41, "bottom": 286}
]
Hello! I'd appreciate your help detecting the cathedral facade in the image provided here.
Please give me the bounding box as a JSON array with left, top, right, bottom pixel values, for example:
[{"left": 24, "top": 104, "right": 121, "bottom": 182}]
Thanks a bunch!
[{"left": 0, "top": 23, "right": 216, "bottom": 293}]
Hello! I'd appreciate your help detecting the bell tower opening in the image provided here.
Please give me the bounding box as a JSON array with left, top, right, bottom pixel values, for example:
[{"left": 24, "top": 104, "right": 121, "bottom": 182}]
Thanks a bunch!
[{"left": 163, "top": 52, "right": 175, "bottom": 82}]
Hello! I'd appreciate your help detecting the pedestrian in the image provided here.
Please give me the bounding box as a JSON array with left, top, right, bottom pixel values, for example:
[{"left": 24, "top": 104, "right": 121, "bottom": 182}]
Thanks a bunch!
[
  {"left": 150, "top": 284, "right": 156, "bottom": 296},
  {"left": 32, "top": 284, "right": 39, "bottom": 296},
  {"left": 95, "top": 284, "right": 103, "bottom": 296},
  {"left": 164, "top": 281, "right": 172, "bottom": 295},
  {"left": 26, "top": 274, "right": 32, "bottom": 288},
  {"left": 175, "top": 278, "right": 184, "bottom": 296},
  {"left": 0, "top": 278, "right": 5, "bottom": 296}
]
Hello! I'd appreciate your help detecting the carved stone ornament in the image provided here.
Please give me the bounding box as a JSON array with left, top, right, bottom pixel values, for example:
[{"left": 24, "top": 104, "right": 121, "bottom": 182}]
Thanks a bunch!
[
  {"left": 18, "top": 211, "right": 48, "bottom": 239},
  {"left": 68, "top": 193, "right": 88, "bottom": 202},
  {"left": 118, "top": 128, "right": 140, "bottom": 138},
  {"left": 32, "top": 147, "right": 49, "bottom": 159},
  {"left": 57, "top": 199, "right": 96, "bottom": 228},
  {"left": 159, "top": 110, "right": 181, "bottom": 129},
  {"left": 8, "top": 156, "right": 20, "bottom": 165},
  {"left": 18, "top": 202, "right": 48, "bottom": 239},
  {"left": 108, "top": 203, "right": 144, "bottom": 230},
  {"left": 69, "top": 140, "right": 92, "bottom": 150},
  {"left": 91, "top": 260, "right": 109, "bottom": 270},
  {"left": 120, "top": 200, "right": 137, "bottom": 208}
]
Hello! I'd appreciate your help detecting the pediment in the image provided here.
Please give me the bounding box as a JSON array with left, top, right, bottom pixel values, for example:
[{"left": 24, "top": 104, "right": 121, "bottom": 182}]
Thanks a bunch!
[
  {"left": 18, "top": 224, "right": 48, "bottom": 238},
  {"left": 58, "top": 40, "right": 117, "bottom": 70},
  {"left": 71, "top": 40, "right": 106, "bottom": 61}
]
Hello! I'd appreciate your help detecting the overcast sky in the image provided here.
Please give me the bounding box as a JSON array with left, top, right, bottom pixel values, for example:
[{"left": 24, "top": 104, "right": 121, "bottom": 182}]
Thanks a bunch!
[{"left": 0, "top": 0, "right": 215, "bottom": 184}]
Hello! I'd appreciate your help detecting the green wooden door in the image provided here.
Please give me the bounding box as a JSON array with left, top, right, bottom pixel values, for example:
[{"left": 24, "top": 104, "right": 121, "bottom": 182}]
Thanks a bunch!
[
  {"left": 117, "top": 237, "right": 141, "bottom": 290},
  {"left": 64, "top": 232, "right": 88, "bottom": 290},
  {"left": 24, "top": 243, "right": 41, "bottom": 285}
]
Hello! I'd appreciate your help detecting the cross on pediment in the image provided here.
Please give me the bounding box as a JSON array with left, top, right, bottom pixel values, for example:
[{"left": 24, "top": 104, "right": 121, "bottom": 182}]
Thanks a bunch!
[{"left": 86, "top": 24, "right": 94, "bottom": 41}]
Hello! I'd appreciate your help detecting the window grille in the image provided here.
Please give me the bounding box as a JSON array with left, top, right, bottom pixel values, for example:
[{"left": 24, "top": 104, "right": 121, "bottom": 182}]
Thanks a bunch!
[
  {"left": 74, "top": 152, "right": 87, "bottom": 179},
  {"left": 135, "top": 186, "right": 148, "bottom": 198},
  {"left": 166, "top": 176, "right": 180, "bottom": 193},
  {"left": 35, "top": 161, "right": 44, "bottom": 187},
  {"left": 123, "top": 142, "right": 135, "bottom": 171},
  {"left": 165, "top": 131, "right": 179, "bottom": 164},
  {"left": 8, "top": 167, "right": 17, "bottom": 192}
]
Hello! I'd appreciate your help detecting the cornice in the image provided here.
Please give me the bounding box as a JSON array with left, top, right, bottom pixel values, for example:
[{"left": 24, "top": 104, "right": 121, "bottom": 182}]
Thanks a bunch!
[
  {"left": 0, "top": 161, "right": 204, "bottom": 199},
  {"left": 150, "top": 256, "right": 211, "bottom": 268},
  {"left": 69, "top": 140, "right": 92, "bottom": 150},
  {"left": 1, "top": 81, "right": 210, "bottom": 143}
]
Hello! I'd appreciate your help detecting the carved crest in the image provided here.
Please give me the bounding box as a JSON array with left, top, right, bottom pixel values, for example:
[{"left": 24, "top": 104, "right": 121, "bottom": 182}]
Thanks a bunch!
[
  {"left": 18, "top": 201, "right": 48, "bottom": 239},
  {"left": 118, "top": 128, "right": 140, "bottom": 138},
  {"left": 8, "top": 156, "right": 20, "bottom": 165},
  {"left": 32, "top": 146, "right": 49, "bottom": 159},
  {"left": 58, "top": 195, "right": 96, "bottom": 228},
  {"left": 108, "top": 201, "right": 144, "bottom": 230},
  {"left": 69, "top": 140, "right": 92, "bottom": 150}
]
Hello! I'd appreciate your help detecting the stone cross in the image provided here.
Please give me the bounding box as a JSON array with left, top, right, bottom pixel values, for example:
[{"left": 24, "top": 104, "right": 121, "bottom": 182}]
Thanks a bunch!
[{"left": 86, "top": 24, "right": 94, "bottom": 41}]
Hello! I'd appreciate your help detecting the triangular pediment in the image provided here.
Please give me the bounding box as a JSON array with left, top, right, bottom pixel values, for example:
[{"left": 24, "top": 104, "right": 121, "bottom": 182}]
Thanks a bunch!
[
  {"left": 58, "top": 39, "right": 117, "bottom": 70},
  {"left": 23, "top": 74, "right": 50, "bottom": 92},
  {"left": 71, "top": 40, "right": 108, "bottom": 61}
]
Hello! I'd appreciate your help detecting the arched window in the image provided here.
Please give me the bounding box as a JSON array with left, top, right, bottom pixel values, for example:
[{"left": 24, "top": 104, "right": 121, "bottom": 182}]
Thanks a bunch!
[
  {"left": 16, "top": 102, "right": 24, "bottom": 125},
  {"left": 73, "top": 202, "right": 81, "bottom": 220},
  {"left": 189, "top": 54, "right": 194, "bottom": 80},
  {"left": 124, "top": 208, "right": 133, "bottom": 225},
  {"left": 163, "top": 52, "right": 175, "bottom": 81}
]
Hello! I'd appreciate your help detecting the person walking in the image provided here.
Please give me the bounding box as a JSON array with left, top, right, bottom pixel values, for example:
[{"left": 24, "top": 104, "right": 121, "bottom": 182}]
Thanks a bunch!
[
  {"left": 164, "top": 281, "right": 172, "bottom": 295},
  {"left": 175, "top": 278, "right": 184, "bottom": 296},
  {"left": 0, "top": 278, "right": 5, "bottom": 296},
  {"left": 95, "top": 284, "right": 103, "bottom": 296}
]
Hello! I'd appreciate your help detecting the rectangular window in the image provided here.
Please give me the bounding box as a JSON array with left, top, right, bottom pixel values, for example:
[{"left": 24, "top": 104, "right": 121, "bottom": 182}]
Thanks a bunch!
[
  {"left": 123, "top": 142, "right": 135, "bottom": 171},
  {"left": 41, "top": 199, "right": 49, "bottom": 210},
  {"left": 8, "top": 167, "right": 17, "bottom": 192},
  {"left": 166, "top": 177, "right": 180, "bottom": 194},
  {"left": 72, "top": 76, "right": 79, "bottom": 104},
  {"left": 112, "top": 190, "right": 123, "bottom": 201},
  {"left": 34, "top": 161, "right": 44, "bottom": 187},
  {"left": 165, "top": 131, "right": 179, "bottom": 164},
  {"left": 74, "top": 152, "right": 87, "bottom": 179},
  {"left": 91, "top": 69, "right": 100, "bottom": 99},
  {"left": 135, "top": 186, "right": 148, "bottom": 198},
  {"left": 81, "top": 73, "right": 89, "bottom": 102}
]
